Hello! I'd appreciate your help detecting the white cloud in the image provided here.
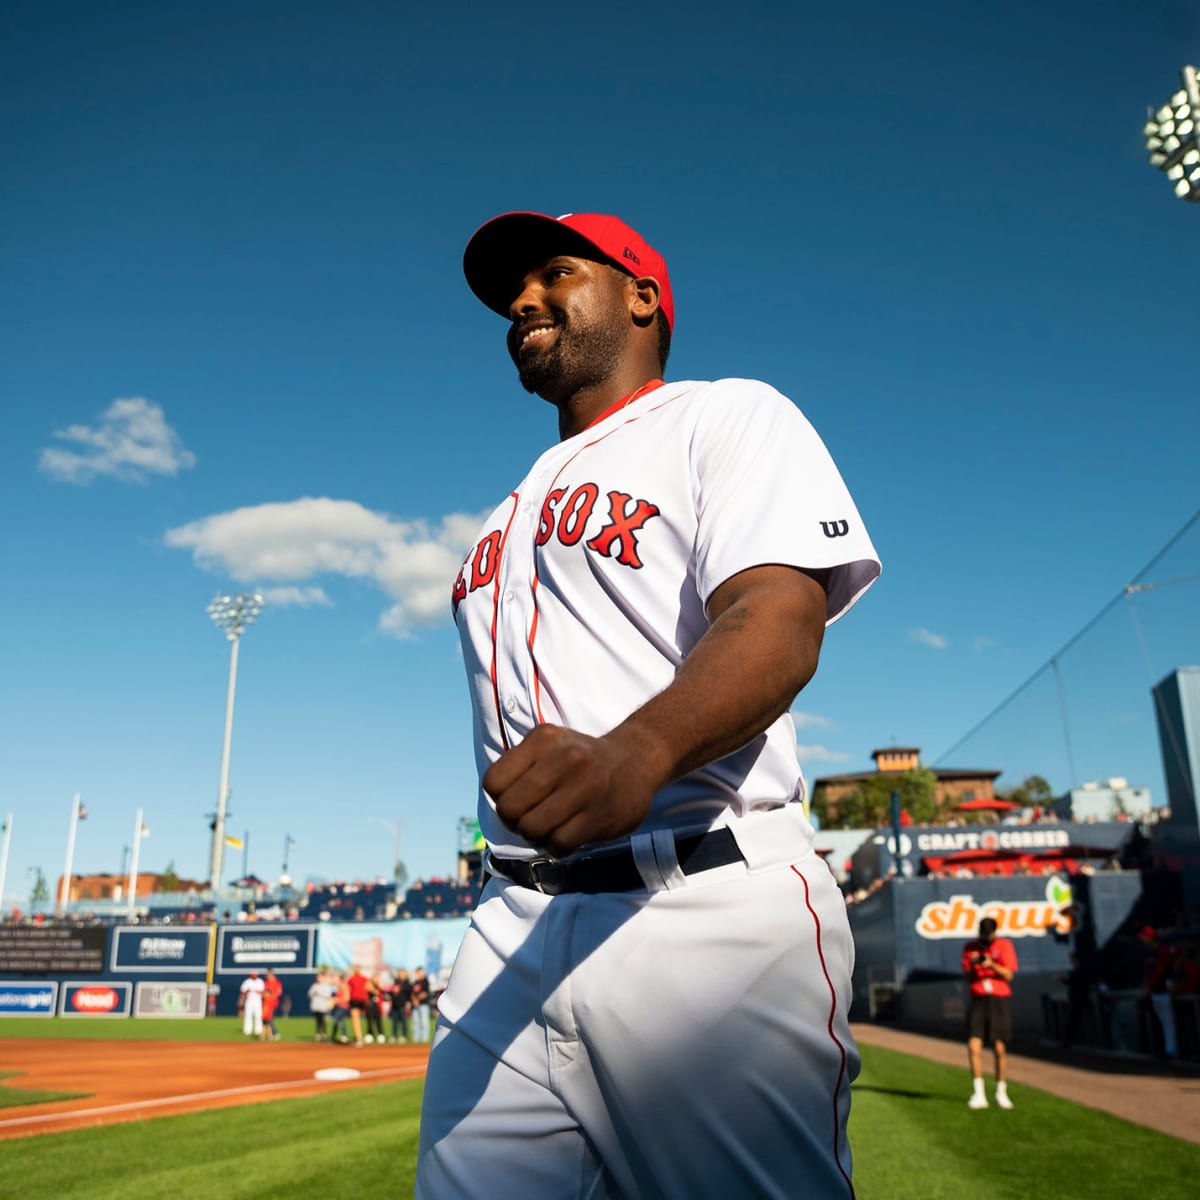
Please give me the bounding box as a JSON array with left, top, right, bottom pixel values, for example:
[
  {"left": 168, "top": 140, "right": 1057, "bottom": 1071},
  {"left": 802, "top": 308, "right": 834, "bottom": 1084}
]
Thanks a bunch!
[
  {"left": 971, "top": 636, "right": 996, "bottom": 653},
  {"left": 259, "top": 586, "right": 333, "bottom": 608},
  {"left": 796, "top": 744, "right": 852, "bottom": 765},
  {"left": 39, "top": 397, "right": 196, "bottom": 484},
  {"left": 793, "top": 711, "right": 834, "bottom": 730},
  {"left": 165, "top": 497, "right": 483, "bottom": 636},
  {"left": 908, "top": 627, "right": 948, "bottom": 650}
]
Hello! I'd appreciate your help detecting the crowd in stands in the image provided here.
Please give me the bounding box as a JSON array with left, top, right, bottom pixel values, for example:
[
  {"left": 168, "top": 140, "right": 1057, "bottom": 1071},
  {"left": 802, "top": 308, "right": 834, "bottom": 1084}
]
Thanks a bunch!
[
  {"left": 300, "top": 876, "right": 483, "bottom": 922},
  {"left": 3, "top": 873, "right": 486, "bottom": 927}
]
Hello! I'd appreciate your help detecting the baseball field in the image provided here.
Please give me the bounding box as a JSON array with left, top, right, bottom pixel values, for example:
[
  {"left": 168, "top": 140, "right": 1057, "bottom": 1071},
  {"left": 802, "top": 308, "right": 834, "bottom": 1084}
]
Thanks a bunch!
[{"left": 0, "top": 1017, "right": 1196, "bottom": 1199}]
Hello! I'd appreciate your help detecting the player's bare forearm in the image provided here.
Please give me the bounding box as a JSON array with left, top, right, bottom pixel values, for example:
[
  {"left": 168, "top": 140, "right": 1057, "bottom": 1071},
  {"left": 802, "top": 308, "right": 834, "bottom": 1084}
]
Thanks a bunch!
[
  {"left": 485, "top": 564, "right": 827, "bottom": 855},
  {"left": 619, "top": 564, "right": 827, "bottom": 783}
]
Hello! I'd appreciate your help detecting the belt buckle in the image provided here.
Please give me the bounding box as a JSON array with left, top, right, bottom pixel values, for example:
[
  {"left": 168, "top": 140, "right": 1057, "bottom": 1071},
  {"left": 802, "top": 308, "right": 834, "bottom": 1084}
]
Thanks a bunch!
[{"left": 525, "top": 856, "right": 555, "bottom": 895}]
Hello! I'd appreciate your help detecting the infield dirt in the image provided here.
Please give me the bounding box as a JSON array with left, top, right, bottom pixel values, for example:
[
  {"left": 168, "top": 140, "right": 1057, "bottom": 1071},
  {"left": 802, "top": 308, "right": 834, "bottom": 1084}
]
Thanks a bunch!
[{"left": 0, "top": 1037, "right": 430, "bottom": 1140}]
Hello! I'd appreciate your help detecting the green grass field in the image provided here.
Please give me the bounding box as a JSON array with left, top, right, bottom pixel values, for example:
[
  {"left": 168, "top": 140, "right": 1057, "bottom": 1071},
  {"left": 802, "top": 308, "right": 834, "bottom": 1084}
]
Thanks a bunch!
[
  {"left": 0, "top": 1015, "right": 337, "bottom": 1042},
  {"left": 1, "top": 1024, "right": 1196, "bottom": 1198},
  {"left": 0, "top": 1069, "right": 86, "bottom": 1109}
]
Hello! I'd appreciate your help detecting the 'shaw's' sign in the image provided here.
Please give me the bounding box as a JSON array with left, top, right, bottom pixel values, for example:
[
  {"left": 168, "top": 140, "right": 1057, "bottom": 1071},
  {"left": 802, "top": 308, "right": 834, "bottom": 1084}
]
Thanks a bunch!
[{"left": 914, "top": 878, "right": 1075, "bottom": 940}]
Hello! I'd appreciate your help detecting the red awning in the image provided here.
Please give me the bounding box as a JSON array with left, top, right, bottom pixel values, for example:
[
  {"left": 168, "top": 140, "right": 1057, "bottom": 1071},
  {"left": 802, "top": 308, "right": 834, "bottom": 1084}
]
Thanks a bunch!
[
  {"left": 923, "top": 845, "right": 1083, "bottom": 877},
  {"left": 953, "top": 797, "right": 1021, "bottom": 812}
]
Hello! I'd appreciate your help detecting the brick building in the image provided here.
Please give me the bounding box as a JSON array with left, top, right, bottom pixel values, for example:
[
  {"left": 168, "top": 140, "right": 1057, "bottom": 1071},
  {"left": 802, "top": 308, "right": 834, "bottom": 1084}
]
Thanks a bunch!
[
  {"left": 56, "top": 871, "right": 206, "bottom": 904},
  {"left": 811, "top": 746, "right": 1001, "bottom": 825}
]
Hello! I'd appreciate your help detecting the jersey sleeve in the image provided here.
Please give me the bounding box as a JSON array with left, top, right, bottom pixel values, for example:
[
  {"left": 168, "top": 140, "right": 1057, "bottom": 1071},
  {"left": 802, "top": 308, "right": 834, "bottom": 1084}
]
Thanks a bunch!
[{"left": 690, "top": 379, "right": 881, "bottom": 624}]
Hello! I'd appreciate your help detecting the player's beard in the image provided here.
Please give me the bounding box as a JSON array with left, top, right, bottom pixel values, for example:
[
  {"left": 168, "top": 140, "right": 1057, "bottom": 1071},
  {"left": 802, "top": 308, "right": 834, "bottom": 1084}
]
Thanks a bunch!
[{"left": 510, "top": 307, "right": 629, "bottom": 402}]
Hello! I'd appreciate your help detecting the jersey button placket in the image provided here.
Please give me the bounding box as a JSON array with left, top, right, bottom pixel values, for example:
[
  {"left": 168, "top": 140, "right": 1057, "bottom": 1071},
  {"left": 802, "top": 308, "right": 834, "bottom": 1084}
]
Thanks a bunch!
[{"left": 495, "top": 491, "right": 536, "bottom": 740}]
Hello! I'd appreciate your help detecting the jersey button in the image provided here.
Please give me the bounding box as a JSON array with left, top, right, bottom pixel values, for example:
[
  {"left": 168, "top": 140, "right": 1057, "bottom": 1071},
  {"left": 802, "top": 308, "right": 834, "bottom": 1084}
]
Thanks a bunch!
[
  {"left": 503, "top": 590, "right": 515, "bottom": 604},
  {"left": 504, "top": 697, "right": 517, "bottom": 713}
]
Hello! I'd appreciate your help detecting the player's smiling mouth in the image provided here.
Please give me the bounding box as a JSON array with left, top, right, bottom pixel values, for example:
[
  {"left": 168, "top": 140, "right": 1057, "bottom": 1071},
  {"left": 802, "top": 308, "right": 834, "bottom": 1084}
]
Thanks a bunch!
[{"left": 514, "top": 320, "right": 559, "bottom": 354}]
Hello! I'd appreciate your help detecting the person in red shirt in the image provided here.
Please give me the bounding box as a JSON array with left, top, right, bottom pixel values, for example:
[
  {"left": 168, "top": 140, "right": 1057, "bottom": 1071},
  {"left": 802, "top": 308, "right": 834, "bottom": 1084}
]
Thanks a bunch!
[
  {"left": 1139, "top": 925, "right": 1179, "bottom": 1058},
  {"left": 346, "top": 964, "right": 371, "bottom": 1047},
  {"left": 962, "top": 916, "right": 1018, "bottom": 1109},
  {"left": 261, "top": 969, "right": 284, "bottom": 1042}
]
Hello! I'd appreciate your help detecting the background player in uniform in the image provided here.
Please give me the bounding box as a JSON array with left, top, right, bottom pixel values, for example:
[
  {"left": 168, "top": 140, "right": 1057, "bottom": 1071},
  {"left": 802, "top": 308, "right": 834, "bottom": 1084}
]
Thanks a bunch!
[
  {"left": 238, "top": 969, "right": 264, "bottom": 1039},
  {"left": 416, "top": 211, "right": 881, "bottom": 1198},
  {"left": 963, "top": 915, "right": 1018, "bottom": 1109}
]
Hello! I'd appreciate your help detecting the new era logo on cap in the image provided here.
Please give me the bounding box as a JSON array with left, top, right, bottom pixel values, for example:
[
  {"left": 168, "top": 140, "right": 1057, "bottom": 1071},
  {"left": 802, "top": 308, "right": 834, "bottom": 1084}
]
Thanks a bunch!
[{"left": 463, "top": 211, "right": 674, "bottom": 331}]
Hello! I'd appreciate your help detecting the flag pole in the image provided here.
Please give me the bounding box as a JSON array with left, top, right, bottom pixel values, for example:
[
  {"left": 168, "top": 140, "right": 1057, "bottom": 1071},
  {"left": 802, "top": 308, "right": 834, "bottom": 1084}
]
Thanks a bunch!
[
  {"left": 57, "top": 793, "right": 83, "bottom": 919},
  {"left": 0, "top": 814, "right": 12, "bottom": 914}
]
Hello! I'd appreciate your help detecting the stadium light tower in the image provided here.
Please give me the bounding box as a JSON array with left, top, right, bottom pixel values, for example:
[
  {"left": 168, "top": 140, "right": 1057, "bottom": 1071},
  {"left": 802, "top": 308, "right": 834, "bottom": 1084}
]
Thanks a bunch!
[
  {"left": 207, "top": 592, "right": 264, "bottom": 892},
  {"left": 1144, "top": 65, "right": 1200, "bottom": 202}
]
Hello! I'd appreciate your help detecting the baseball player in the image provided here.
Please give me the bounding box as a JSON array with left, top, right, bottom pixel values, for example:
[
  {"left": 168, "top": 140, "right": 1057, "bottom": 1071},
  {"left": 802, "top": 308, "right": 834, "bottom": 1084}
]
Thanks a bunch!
[
  {"left": 416, "top": 211, "right": 881, "bottom": 1199},
  {"left": 962, "top": 916, "right": 1018, "bottom": 1109},
  {"left": 238, "top": 968, "right": 264, "bottom": 1039}
]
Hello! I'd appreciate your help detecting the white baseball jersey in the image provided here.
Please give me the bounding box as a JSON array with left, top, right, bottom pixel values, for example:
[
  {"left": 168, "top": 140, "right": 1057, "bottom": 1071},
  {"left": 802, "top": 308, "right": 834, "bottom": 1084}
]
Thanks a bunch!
[
  {"left": 424, "top": 376, "right": 879, "bottom": 1198},
  {"left": 240, "top": 974, "right": 264, "bottom": 1036},
  {"left": 452, "top": 377, "right": 880, "bottom": 859}
]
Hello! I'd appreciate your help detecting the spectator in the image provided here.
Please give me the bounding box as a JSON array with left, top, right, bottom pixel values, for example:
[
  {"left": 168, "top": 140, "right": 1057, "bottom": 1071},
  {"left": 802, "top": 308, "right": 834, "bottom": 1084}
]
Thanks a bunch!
[
  {"left": 261, "top": 969, "right": 283, "bottom": 1041},
  {"left": 1139, "top": 925, "right": 1179, "bottom": 1058},
  {"left": 410, "top": 966, "right": 431, "bottom": 1043},
  {"left": 389, "top": 968, "right": 413, "bottom": 1044},
  {"left": 329, "top": 973, "right": 351, "bottom": 1044},
  {"left": 346, "top": 963, "right": 371, "bottom": 1047},
  {"left": 365, "top": 970, "right": 387, "bottom": 1044},
  {"left": 308, "top": 969, "right": 337, "bottom": 1042}
]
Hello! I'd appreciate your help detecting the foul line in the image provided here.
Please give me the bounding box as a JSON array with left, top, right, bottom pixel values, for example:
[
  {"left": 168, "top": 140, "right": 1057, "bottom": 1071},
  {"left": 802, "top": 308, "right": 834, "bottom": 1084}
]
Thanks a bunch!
[{"left": 0, "top": 1064, "right": 426, "bottom": 1131}]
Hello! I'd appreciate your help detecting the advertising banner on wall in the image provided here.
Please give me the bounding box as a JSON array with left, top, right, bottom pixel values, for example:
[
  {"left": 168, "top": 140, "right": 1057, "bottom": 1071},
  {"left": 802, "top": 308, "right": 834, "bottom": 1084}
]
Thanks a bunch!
[
  {"left": 0, "top": 981, "right": 58, "bottom": 1016},
  {"left": 854, "top": 873, "right": 1080, "bottom": 984},
  {"left": 133, "top": 980, "right": 207, "bottom": 1018},
  {"left": 0, "top": 925, "right": 107, "bottom": 975},
  {"left": 60, "top": 981, "right": 133, "bottom": 1017},
  {"left": 315, "top": 918, "right": 470, "bottom": 985},
  {"left": 111, "top": 927, "right": 212, "bottom": 973},
  {"left": 216, "top": 925, "right": 318, "bottom": 974}
]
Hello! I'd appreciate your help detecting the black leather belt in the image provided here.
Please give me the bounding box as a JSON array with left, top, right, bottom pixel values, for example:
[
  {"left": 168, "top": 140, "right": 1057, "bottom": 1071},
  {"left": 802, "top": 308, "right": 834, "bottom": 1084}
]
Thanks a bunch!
[{"left": 487, "top": 827, "right": 744, "bottom": 895}]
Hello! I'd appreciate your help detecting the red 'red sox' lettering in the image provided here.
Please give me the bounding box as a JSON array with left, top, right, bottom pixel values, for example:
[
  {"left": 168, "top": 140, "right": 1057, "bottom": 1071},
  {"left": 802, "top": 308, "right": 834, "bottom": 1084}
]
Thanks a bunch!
[
  {"left": 558, "top": 484, "right": 599, "bottom": 545},
  {"left": 586, "top": 491, "right": 661, "bottom": 569},
  {"left": 536, "top": 488, "right": 567, "bottom": 546},
  {"left": 453, "top": 483, "right": 662, "bottom": 614},
  {"left": 470, "top": 531, "right": 502, "bottom": 590}
]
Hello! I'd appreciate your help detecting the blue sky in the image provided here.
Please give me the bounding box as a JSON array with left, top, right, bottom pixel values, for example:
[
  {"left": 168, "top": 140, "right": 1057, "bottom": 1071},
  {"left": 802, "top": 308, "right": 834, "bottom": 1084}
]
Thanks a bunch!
[{"left": 2, "top": 2, "right": 1197, "bottom": 904}]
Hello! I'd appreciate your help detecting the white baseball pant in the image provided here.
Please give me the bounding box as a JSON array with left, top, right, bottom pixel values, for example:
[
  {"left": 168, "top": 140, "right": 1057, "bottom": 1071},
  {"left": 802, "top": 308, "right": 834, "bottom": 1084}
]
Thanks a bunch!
[
  {"left": 416, "top": 807, "right": 858, "bottom": 1199},
  {"left": 242, "top": 993, "right": 263, "bottom": 1037}
]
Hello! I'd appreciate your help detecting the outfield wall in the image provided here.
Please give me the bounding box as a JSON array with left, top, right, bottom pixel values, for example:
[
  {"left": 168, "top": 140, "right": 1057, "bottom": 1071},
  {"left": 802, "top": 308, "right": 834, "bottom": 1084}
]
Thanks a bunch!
[
  {"left": 848, "top": 869, "right": 1175, "bottom": 1039},
  {"left": 0, "top": 917, "right": 471, "bottom": 1020}
]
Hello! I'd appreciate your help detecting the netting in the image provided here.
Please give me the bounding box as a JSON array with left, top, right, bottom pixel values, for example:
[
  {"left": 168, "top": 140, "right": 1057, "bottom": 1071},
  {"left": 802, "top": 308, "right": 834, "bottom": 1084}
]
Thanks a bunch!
[{"left": 934, "top": 510, "right": 1200, "bottom": 814}]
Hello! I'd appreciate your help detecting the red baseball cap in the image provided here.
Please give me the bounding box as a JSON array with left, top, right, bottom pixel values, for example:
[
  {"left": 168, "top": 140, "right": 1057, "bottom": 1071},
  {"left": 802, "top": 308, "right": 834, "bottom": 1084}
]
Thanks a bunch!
[{"left": 463, "top": 211, "right": 674, "bottom": 332}]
